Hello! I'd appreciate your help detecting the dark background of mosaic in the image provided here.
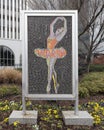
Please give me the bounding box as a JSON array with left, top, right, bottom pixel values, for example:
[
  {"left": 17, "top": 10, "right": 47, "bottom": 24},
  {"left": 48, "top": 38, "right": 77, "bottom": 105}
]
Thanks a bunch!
[{"left": 28, "top": 16, "right": 72, "bottom": 94}]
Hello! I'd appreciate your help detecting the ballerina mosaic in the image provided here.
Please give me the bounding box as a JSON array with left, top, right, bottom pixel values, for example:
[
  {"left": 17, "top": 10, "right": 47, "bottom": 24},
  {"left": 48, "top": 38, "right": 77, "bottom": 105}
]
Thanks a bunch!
[{"left": 34, "top": 17, "right": 67, "bottom": 94}]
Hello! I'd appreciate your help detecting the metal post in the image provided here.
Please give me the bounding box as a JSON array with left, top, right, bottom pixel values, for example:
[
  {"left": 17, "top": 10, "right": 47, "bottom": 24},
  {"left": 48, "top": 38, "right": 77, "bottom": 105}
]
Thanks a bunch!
[
  {"left": 21, "top": 8, "right": 26, "bottom": 115},
  {"left": 74, "top": 10, "right": 79, "bottom": 116},
  {"left": 22, "top": 90, "right": 26, "bottom": 115},
  {"left": 75, "top": 93, "right": 79, "bottom": 115}
]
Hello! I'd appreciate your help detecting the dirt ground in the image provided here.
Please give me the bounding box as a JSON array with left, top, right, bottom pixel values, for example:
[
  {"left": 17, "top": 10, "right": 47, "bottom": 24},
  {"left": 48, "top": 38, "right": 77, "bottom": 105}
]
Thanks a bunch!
[{"left": 0, "top": 94, "right": 104, "bottom": 130}]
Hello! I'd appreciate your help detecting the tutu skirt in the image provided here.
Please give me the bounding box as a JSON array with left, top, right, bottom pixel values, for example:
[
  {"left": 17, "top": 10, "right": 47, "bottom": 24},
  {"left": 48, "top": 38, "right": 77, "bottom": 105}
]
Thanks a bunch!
[{"left": 34, "top": 47, "right": 67, "bottom": 58}]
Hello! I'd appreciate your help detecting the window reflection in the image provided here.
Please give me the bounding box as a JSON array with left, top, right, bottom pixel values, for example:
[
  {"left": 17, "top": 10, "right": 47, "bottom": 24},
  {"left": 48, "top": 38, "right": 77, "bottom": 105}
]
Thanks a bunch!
[{"left": 0, "top": 46, "right": 14, "bottom": 66}]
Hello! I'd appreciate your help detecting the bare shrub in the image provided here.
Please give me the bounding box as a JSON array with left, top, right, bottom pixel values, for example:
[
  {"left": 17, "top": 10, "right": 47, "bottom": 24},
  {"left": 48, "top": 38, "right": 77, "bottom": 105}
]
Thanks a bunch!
[{"left": 0, "top": 68, "right": 22, "bottom": 85}]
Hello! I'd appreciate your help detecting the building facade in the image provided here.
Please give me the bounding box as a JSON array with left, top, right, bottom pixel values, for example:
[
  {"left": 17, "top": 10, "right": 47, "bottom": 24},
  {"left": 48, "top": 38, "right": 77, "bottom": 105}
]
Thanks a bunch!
[
  {"left": 0, "top": 0, "right": 103, "bottom": 67},
  {"left": 0, "top": 0, "right": 28, "bottom": 67},
  {"left": 0, "top": 0, "right": 88, "bottom": 68}
]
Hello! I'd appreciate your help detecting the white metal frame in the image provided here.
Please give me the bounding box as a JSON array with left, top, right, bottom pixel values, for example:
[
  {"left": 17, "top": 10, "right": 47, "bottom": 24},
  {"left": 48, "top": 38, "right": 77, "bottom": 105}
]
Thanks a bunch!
[{"left": 21, "top": 10, "right": 78, "bottom": 115}]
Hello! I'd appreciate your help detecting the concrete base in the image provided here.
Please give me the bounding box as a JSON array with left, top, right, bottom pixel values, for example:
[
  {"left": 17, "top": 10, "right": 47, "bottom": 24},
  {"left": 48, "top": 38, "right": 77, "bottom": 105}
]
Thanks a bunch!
[
  {"left": 9, "top": 110, "right": 38, "bottom": 124},
  {"left": 62, "top": 111, "right": 93, "bottom": 126}
]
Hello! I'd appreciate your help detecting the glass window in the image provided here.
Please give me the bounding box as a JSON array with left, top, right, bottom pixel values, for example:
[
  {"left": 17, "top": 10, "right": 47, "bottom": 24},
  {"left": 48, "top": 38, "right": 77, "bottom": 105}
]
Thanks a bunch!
[{"left": 0, "top": 46, "right": 15, "bottom": 66}]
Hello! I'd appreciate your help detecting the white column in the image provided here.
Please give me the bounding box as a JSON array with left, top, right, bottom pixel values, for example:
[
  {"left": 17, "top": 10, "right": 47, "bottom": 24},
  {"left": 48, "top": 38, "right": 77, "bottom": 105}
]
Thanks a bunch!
[
  {"left": 12, "top": 0, "right": 15, "bottom": 39},
  {"left": 9, "top": 0, "right": 11, "bottom": 39},
  {"left": 23, "top": 0, "right": 25, "bottom": 10},
  {"left": 20, "top": 0, "right": 22, "bottom": 10},
  {"left": 1, "top": 0, "right": 3, "bottom": 38},
  {"left": 19, "top": 0, "right": 22, "bottom": 40},
  {"left": 16, "top": 0, "right": 19, "bottom": 39},
  {"left": 5, "top": 0, "right": 7, "bottom": 38},
  {"left": 26, "top": 0, "right": 29, "bottom": 10}
]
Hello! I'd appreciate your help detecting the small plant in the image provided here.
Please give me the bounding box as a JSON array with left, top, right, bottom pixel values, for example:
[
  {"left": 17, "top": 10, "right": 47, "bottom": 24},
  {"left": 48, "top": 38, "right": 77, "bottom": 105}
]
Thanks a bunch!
[
  {"left": 79, "top": 72, "right": 104, "bottom": 97},
  {"left": 90, "top": 64, "right": 104, "bottom": 72},
  {"left": 13, "top": 120, "right": 20, "bottom": 127},
  {"left": 41, "top": 108, "right": 60, "bottom": 122},
  {"left": 0, "top": 84, "right": 21, "bottom": 98},
  {"left": 32, "top": 124, "right": 39, "bottom": 130},
  {"left": 3, "top": 117, "right": 9, "bottom": 123},
  {"left": 86, "top": 100, "right": 104, "bottom": 125},
  {"left": 79, "top": 86, "right": 89, "bottom": 98}
]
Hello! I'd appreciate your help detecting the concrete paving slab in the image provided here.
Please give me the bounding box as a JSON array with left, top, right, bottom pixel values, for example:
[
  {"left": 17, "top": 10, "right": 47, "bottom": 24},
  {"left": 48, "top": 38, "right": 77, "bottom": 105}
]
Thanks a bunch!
[
  {"left": 62, "top": 111, "right": 93, "bottom": 126},
  {"left": 9, "top": 110, "right": 38, "bottom": 124}
]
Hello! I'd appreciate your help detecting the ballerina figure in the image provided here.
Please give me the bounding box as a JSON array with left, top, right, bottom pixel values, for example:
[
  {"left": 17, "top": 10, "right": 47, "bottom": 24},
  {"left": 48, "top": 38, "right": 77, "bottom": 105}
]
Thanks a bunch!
[{"left": 34, "top": 17, "right": 67, "bottom": 94}]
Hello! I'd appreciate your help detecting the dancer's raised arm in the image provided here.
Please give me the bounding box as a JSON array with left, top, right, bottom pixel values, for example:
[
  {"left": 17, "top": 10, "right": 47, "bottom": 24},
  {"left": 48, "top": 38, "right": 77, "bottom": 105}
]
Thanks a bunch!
[
  {"left": 63, "top": 17, "right": 67, "bottom": 35},
  {"left": 50, "top": 17, "right": 65, "bottom": 36},
  {"left": 55, "top": 17, "right": 67, "bottom": 41}
]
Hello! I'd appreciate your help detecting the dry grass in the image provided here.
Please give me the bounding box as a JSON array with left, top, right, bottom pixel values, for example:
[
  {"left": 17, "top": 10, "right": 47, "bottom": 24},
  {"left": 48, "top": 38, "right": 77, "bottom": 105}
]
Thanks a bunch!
[{"left": 0, "top": 68, "right": 22, "bottom": 85}]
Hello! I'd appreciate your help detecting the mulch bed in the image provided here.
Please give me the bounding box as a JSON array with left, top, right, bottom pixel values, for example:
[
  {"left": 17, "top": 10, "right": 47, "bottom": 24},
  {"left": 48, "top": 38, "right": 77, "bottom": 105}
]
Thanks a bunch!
[{"left": 0, "top": 94, "right": 104, "bottom": 130}]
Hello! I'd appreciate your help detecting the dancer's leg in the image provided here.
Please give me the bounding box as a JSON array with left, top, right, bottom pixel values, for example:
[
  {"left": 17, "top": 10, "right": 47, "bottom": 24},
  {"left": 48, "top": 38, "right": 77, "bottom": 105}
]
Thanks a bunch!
[
  {"left": 53, "top": 64, "right": 59, "bottom": 94},
  {"left": 50, "top": 58, "right": 59, "bottom": 94},
  {"left": 46, "top": 58, "right": 53, "bottom": 94},
  {"left": 46, "top": 58, "right": 59, "bottom": 94}
]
